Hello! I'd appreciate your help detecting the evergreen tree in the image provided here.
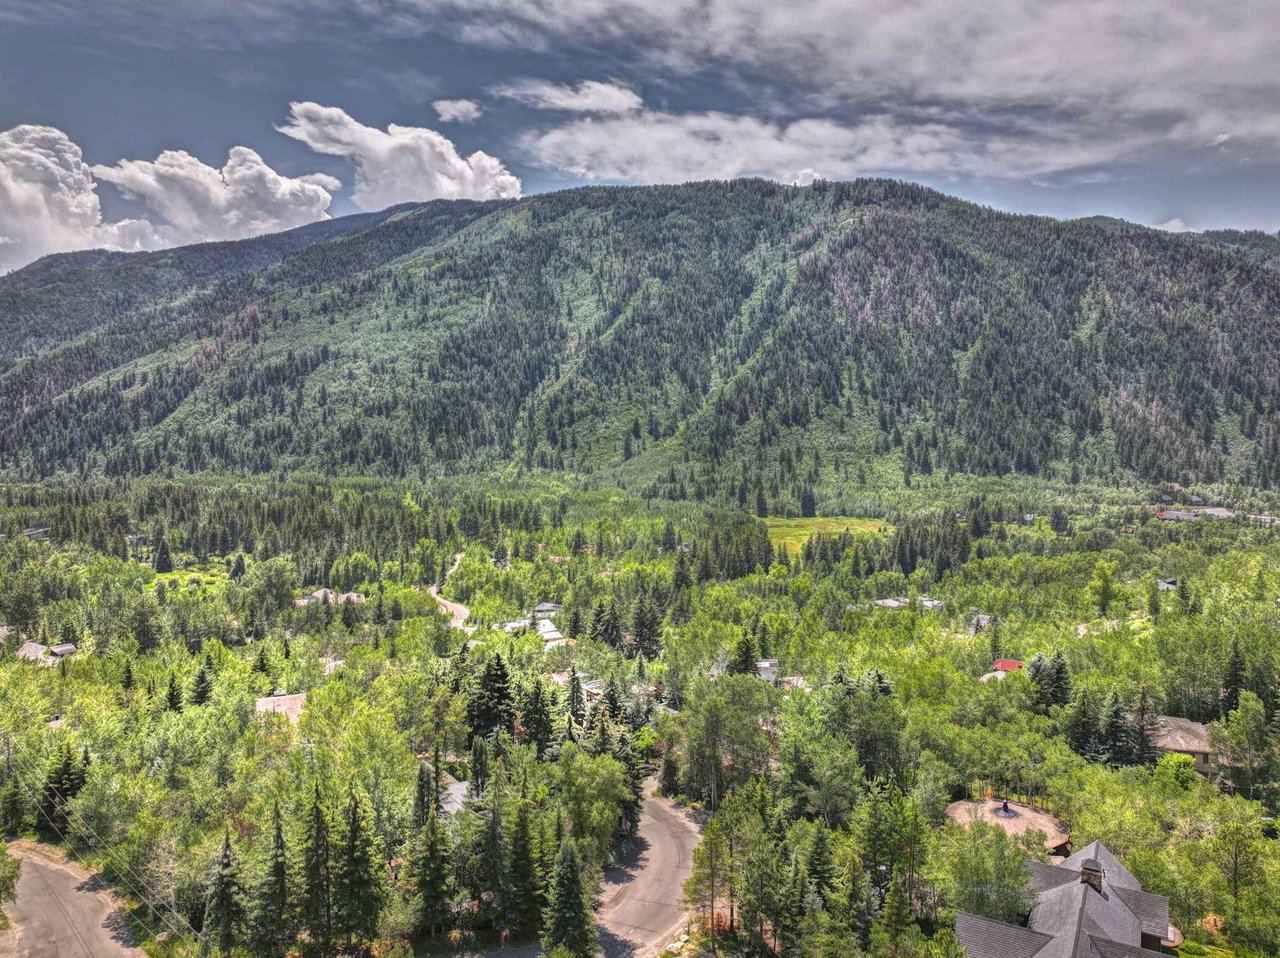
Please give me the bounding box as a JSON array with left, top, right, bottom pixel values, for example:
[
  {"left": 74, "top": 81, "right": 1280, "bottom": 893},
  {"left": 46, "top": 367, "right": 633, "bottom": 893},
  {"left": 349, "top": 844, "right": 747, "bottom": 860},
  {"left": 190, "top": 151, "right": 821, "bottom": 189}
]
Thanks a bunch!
[
  {"left": 522, "top": 679, "right": 555, "bottom": 758},
  {"left": 413, "top": 807, "right": 451, "bottom": 939},
  {"left": 470, "top": 736, "right": 490, "bottom": 799},
  {"left": 154, "top": 535, "right": 174, "bottom": 574},
  {"left": 412, "top": 762, "right": 431, "bottom": 831},
  {"left": 869, "top": 879, "right": 915, "bottom": 957},
  {"left": 251, "top": 801, "right": 293, "bottom": 958},
  {"left": 1065, "top": 689, "right": 1099, "bottom": 759},
  {"left": 1049, "top": 651, "right": 1072, "bottom": 706},
  {"left": 728, "top": 630, "right": 759, "bottom": 677},
  {"left": 563, "top": 667, "right": 586, "bottom": 724},
  {"left": 202, "top": 833, "right": 245, "bottom": 957},
  {"left": 191, "top": 656, "right": 213, "bottom": 706},
  {"left": 509, "top": 783, "right": 542, "bottom": 933},
  {"left": 1133, "top": 687, "right": 1160, "bottom": 766},
  {"left": 1099, "top": 688, "right": 1134, "bottom": 766},
  {"left": 543, "top": 839, "right": 596, "bottom": 958},
  {"left": 631, "top": 595, "right": 662, "bottom": 659},
  {"left": 469, "top": 653, "right": 515, "bottom": 740},
  {"left": 165, "top": 673, "right": 184, "bottom": 711},
  {"left": 479, "top": 786, "right": 511, "bottom": 933},
  {"left": 333, "top": 785, "right": 383, "bottom": 946},
  {"left": 300, "top": 786, "right": 334, "bottom": 955}
]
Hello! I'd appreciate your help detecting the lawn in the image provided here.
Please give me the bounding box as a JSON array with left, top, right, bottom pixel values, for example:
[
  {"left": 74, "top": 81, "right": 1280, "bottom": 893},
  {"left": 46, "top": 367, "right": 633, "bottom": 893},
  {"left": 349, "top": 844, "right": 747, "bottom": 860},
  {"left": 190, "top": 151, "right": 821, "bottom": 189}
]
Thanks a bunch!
[{"left": 764, "top": 515, "right": 889, "bottom": 553}]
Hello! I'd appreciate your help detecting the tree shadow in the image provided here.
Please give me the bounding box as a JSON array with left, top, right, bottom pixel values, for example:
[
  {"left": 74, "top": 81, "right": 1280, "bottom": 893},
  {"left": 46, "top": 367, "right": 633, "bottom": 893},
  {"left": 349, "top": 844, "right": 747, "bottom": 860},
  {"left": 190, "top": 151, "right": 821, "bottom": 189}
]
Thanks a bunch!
[
  {"left": 597, "top": 924, "right": 641, "bottom": 958},
  {"left": 603, "top": 834, "right": 651, "bottom": 887}
]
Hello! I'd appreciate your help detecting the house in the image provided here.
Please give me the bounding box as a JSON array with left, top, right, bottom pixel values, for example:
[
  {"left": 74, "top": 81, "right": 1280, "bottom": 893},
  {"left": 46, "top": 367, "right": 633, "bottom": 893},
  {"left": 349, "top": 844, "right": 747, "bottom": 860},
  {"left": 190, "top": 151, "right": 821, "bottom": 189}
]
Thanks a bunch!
[
  {"left": 1156, "top": 578, "right": 1178, "bottom": 591},
  {"left": 1149, "top": 715, "right": 1214, "bottom": 775},
  {"left": 295, "top": 588, "right": 365, "bottom": 607},
  {"left": 969, "top": 612, "right": 994, "bottom": 634},
  {"left": 255, "top": 691, "right": 308, "bottom": 723},
  {"left": 872, "top": 597, "right": 908, "bottom": 610},
  {"left": 319, "top": 656, "right": 344, "bottom": 676},
  {"left": 16, "top": 641, "right": 55, "bottom": 665},
  {"left": 532, "top": 602, "right": 562, "bottom": 620},
  {"left": 1200, "top": 506, "right": 1235, "bottom": 519},
  {"left": 1120, "top": 525, "right": 1137, "bottom": 535},
  {"left": 780, "top": 676, "right": 811, "bottom": 693},
  {"left": 1188, "top": 494, "right": 1205, "bottom": 506},
  {"left": 23, "top": 527, "right": 51, "bottom": 542},
  {"left": 979, "top": 659, "right": 1024, "bottom": 683},
  {"left": 534, "top": 619, "right": 563, "bottom": 640},
  {"left": 49, "top": 643, "right": 77, "bottom": 658},
  {"left": 501, "top": 618, "right": 533, "bottom": 633},
  {"left": 956, "top": 841, "right": 1176, "bottom": 958},
  {"left": 756, "top": 659, "right": 780, "bottom": 683},
  {"left": 1156, "top": 509, "right": 1200, "bottom": 522}
]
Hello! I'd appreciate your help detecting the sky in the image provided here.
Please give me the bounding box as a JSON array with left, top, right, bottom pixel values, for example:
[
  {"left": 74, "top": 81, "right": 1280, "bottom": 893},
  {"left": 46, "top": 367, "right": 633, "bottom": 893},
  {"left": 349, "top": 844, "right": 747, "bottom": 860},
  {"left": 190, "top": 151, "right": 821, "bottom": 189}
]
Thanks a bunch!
[{"left": 2, "top": 0, "right": 1279, "bottom": 272}]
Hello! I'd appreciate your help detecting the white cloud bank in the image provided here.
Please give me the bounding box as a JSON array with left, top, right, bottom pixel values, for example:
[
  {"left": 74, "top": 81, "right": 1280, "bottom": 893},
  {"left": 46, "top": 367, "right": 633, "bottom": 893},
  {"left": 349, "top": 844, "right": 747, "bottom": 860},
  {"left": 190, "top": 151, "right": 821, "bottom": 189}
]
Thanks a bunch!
[
  {"left": 277, "top": 101, "right": 521, "bottom": 210},
  {"left": 0, "top": 104, "right": 520, "bottom": 273},
  {"left": 433, "top": 98, "right": 484, "bottom": 123},
  {"left": 491, "top": 79, "right": 642, "bottom": 113}
]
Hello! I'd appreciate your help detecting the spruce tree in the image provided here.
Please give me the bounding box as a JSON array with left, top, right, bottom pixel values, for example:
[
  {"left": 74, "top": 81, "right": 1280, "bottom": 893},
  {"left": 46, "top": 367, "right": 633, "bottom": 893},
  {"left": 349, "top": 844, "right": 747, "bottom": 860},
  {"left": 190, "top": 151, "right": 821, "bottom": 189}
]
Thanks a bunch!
[
  {"left": 192, "top": 656, "right": 213, "bottom": 706},
  {"left": 564, "top": 667, "right": 585, "bottom": 724},
  {"left": 412, "top": 762, "right": 431, "bottom": 831},
  {"left": 729, "top": 630, "right": 759, "bottom": 676},
  {"left": 522, "top": 680, "right": 555, "bottom": 759},
  {"left": 203, "top": 833, "right": 245, "bottom": 957},
  {"left": 1, "top": 775, "right": 24, "bottom": 835},
  {"left": 1099, "top": 689, "right": 1133, "bottom": 766},
  {"left": 334, "top": 785, "right": 384, "bottom": 947},
  {"left": 251, "top": 801, "right": 293, "bottom": 958},
  {"left": 470, "top": 737, "right": 490, "bottom": 799},
  {"left": 543, "top": 839, "right": 597, "bottom": 958},
  {"left": 300, "top": 785, "right": 333, "bottom": 954},
  {"left": 468, "top": 653, "right": 515, "bottom": 741},
  {"left": 414, "top": 807, "right": 451, "bottom": 939},
  {"left": 509, "top": 783, "right": 542, "bottom": 933},
  {"left": 154, "top": 535, "right": 174, "bottom": 574},
  {"left": 165, "top": 673, "right": 184, "bottom": 711},
  {"left": 1222, "top": 637, "right": 1247, "bottom": 716}
]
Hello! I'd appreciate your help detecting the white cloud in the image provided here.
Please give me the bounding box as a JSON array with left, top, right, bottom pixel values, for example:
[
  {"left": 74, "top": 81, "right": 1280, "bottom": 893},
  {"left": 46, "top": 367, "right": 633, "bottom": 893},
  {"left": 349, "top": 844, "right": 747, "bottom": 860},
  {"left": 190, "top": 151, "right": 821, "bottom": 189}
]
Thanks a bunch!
[
  {"left": 276, "top": 101, "right": 521, "bottom": 210},
  {"left": 92, "top": 146, "right": 336, "bottom": 247},
  {"left": 432, "top": 98, "right": 484, "bottom": 123},
  {"left": 521, "top": 110, "right": 1135, "bottom": 185},
  {"left": 491, "top": 79, "right": 642, "bottom": 113},
  {"left": 1153, "top": 217, "right": 1193, "bottom": 233},
  {"left": 0, "top": 123, "right": 338, "bottom": 273}
]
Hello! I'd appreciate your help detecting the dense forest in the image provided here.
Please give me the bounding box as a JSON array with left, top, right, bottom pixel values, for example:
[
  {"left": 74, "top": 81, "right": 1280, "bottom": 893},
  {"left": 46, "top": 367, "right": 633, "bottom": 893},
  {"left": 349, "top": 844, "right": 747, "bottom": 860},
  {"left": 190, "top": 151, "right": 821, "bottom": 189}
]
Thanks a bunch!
[
  {"left": 3, "top": 180, "right": 1280, "bottom": 506},
  {"left": 1, "top": 479, "right": 1280, "bottom": 958}
]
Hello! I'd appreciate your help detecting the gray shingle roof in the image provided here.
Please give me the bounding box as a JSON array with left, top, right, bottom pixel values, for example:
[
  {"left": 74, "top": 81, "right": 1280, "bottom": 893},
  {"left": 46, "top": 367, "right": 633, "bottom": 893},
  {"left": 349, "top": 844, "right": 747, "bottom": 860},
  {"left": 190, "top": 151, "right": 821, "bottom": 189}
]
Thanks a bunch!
[
  {"left": 956, "top": 912, "right": 1053, "bottom": 958},
  {"left": 1060, "top": 841, "right": 1141, "bottom": 890}
]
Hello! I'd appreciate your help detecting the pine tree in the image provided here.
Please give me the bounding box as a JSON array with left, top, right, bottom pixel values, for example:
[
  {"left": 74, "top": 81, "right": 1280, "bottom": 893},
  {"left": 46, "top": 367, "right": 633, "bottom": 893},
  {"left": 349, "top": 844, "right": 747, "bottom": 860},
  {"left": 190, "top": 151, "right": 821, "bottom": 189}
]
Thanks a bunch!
[
  {"left": 468, "top": 653, "right": 515, "bottom": 741},
  {"left": 121, "top": 660, "right": 134, "bottom": 692},
  {"left": 154, "top": 535, "right": 174, "bottom": 574},
  {"left": 1065, "top": 689, "right": 1098, "bottom": 758},
  {"left": 470, "top": 737, "right": 490, "bottom": 799},
  {"left": 869, "top": 879, "right": 915, "bottom": 957},
  {"left": 522, "top": 680, "right": 555, "bottom": 759},
  {"left": 1, "top": 775, "right": 25, "bottom": 835},
  {"left": 192, "top": 656, "right": 213, "bottom": 706},
  {"left": 631, "top": 595, "right": 661, "bottom": 659},
  {"left": 412, "top": 762, "right": 431, "bottom": 831},
  {"left": 543, "top": 839, "right": 597, "bottom": 958},
  {"left": 1133, "top": 687, "right": 1160, "bottom": 766},
  {"left": 660, "top": 750, "right": 681, "bottom": 797},
  {"left": 300, "top": 786, "right": 333, "bottom": 954},
  {"left": 564, "top": 667, "right": 585, "bottom": 724},
  {"left": 414, "top": 807, "right": 451, "bottom": 939},
  {"left": 1049, "top": 650, "right": 1072, "bottom": 706},
  {"left": 333, "top": 785, "right": 384, "bottom": 946},
  {"left": 728, "top": 630, "right": 759, "bottom": 677},
  {"left": 202, "top": 833, "right": 245, "bottom": 957},
  {"left": 509, "top": 782, "right": 542, "bottom": 933},
  {"left": 479, "top": 785, "right": 511, "bottom": 933},
  {"left": 1099, "top": 689, "right": 1133, "bottom": 766},
  {"left": 251, "top": 801, "right": 293, "bottom": 958},
  {"left": 165, "top": 673, "right": 184, "bottom": 711}
]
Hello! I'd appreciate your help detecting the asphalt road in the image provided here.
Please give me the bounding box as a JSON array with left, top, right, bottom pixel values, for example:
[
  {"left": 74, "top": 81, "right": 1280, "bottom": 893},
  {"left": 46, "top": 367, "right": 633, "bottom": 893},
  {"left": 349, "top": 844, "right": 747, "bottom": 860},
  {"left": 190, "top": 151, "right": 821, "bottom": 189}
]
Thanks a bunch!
[
  {"left": 0, "top": 842, "right": 141, "bottom": 958},
  {"left": 429, "top": 553, "right": 476, "bottom": 634},
  {"left": 596, "top": 791, "right": 701, "bottom": 958}
]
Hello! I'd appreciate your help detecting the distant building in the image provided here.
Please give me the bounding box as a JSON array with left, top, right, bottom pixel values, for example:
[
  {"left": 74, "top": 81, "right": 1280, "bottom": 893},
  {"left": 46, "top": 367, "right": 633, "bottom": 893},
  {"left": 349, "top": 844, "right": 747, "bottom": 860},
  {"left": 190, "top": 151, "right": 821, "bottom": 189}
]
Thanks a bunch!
[
  {"left": 255, "top": 691, "right": 308, "bottom": 723},
  {"left": 49, "top": 643, "right": 77, "bottom": 657},
  {"left": 756, "top": 659, "right": 780, "bottom": 683},
  {"left": 979, "top": 659, "right": 1024, "bottom": 683},
  {"left": 16, "top": 641, "right": 54, "bottom": 665},
  {"left": 1156, "top": 510, "right": 1199, "bottom": 522},
  {"left": 957, "top": 841, "right": 1176, "bottom": 958},
  {"left": 532, "top": 602, "right": 562, "bottom": 619},
  {"left": 295, "top": 588, "right": 365, "bottom": 607},
  {"left": 22, "top": 527, "right": 51, "bottom": 542},
  {"left": 1149, "top": 715, "right": 1214, "bottom": 775},
  {"left": 1156, "top": 578, "right": 1178, "bottom": 591}
]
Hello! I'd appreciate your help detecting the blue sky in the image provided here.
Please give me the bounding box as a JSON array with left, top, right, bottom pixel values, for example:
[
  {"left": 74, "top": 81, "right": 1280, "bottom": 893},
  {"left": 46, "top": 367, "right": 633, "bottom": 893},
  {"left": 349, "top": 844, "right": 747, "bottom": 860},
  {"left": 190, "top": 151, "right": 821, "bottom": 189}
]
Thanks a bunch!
[{"left": 2, "top": 0, "right": 1278, "bottom": 271}]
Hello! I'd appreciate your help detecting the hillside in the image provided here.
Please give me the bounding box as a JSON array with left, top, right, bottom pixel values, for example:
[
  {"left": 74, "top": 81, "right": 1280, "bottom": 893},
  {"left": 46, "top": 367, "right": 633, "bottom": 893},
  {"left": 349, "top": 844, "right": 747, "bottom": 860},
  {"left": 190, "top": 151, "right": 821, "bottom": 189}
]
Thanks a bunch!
[{"left": 3, "top": 178, "right": 1280, "bottom": 507}]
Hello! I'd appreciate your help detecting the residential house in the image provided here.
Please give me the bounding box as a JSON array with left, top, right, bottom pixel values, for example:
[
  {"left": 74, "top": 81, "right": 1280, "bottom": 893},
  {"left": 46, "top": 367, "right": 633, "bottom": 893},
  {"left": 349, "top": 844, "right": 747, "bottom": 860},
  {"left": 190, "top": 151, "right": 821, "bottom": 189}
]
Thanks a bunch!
[
  {"left": 49, "top": 643, "right": 77, "bottom": 658},
  {"left": 956, "top": 841, "right": 1176, "bottom": 958},
  {"left": 532, "top": 602, "right": 562, "bottom": 620},
  {"left": 16, "top": 641, "right": 55, "bottom": 665},
  {"left": 255, "top": 690, "right": 308, "bottom": 723},
  {"left": 979, "top": 658, "right": 1024, "bottom": 683},
  {"left": 1156, "top": 510, "right": 1200, "bottom": 522},
  {"left": 1149, "top": 715, "right": 1214, "bottom": 775}
]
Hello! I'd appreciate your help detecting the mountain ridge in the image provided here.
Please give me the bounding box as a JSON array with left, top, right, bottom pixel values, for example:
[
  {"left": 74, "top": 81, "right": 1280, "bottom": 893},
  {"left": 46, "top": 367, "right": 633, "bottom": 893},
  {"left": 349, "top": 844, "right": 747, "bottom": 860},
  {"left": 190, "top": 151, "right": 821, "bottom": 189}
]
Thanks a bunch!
[{"left": 2, "top": 178, "right": 1279, "bottom": 507}]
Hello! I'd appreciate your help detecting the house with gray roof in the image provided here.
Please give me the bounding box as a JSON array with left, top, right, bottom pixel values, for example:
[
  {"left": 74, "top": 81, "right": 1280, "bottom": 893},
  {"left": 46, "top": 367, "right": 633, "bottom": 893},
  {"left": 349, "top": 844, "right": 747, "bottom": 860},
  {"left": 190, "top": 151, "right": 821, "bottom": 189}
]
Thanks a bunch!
[{"left": 956, "top": 841, "right": 1175, "bottom": 958}]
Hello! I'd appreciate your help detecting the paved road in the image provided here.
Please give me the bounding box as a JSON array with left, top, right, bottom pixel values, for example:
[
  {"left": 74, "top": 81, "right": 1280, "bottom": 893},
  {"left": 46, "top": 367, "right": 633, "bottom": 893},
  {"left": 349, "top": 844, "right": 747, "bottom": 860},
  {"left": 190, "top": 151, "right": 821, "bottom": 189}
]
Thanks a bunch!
[
  {"left": 479, "top": 789, "right": 702, "bottom": 958},
  {"left": 596, "top": 791, "right": 701, "bottom": 958},
  {"left": 0, "top": 842, "right": 141, "bottom": 958},
  {"left": 429, "top": 553, "right": 476, "bottom": 634}
]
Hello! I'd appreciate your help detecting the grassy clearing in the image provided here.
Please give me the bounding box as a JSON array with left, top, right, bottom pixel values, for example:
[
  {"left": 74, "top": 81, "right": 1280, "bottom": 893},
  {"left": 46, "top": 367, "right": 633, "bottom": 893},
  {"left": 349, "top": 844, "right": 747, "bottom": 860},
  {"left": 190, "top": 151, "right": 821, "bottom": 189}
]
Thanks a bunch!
[{"left": 764, "top": 515, "right": 889, "bottom": 553}]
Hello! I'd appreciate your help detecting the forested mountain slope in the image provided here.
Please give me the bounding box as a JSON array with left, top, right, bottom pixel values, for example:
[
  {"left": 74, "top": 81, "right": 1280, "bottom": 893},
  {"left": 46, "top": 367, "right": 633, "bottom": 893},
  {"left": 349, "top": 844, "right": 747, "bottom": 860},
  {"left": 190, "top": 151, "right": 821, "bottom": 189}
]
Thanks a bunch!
[{"left": 2, "top": 178, "right": 1279, "bottom": 507}]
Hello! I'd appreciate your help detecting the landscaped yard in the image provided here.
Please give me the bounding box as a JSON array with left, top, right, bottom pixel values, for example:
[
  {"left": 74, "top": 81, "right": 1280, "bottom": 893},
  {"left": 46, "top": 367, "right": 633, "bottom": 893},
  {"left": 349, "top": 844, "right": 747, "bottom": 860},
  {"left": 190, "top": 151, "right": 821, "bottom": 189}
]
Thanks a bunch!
[{"left": 764, "top": 515, "right": 888, "bottom": 553}]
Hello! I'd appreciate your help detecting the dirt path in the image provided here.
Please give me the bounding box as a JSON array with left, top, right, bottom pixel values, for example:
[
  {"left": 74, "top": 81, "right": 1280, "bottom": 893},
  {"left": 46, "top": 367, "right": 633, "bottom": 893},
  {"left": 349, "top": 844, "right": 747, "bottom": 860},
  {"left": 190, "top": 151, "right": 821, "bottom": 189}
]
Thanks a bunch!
[
  {"left": 428, "top": 553, "right": 475, "bottom": 634},
  {"left": 0, "top": 841, "right": 142, "bottom": 958}
]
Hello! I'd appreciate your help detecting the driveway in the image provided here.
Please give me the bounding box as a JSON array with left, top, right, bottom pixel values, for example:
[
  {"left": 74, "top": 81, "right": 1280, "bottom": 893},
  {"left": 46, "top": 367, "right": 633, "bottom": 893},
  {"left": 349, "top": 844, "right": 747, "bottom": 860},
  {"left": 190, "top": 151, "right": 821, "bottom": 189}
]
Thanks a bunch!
[{"left": 0, "top": 841, "right": 141, "bottom": 958}]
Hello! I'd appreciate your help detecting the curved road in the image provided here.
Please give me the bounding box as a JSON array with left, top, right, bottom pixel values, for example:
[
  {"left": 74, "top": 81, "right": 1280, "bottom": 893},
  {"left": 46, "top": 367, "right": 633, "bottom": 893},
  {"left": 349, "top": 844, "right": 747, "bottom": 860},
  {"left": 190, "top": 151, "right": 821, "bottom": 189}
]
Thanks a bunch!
[
  {"left": 429, "top": 553, "right": 475, "bottom": 634},
  {"left": 0, "top": 841, "right": 141, "bottom": 958}
]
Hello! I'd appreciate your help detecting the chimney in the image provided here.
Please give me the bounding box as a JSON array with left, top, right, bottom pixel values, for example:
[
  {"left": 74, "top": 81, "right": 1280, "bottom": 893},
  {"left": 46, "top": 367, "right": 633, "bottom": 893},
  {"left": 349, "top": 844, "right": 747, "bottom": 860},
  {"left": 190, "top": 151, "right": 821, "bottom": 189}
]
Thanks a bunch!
[{"left": 1080, "top": 858, "right": 1104, "bottom": 894}]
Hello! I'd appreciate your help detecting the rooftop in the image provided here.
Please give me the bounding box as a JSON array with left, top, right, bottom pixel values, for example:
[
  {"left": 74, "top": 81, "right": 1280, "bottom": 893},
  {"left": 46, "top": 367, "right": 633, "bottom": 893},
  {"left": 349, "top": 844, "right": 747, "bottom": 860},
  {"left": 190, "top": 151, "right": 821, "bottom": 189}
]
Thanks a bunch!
[{"left": 1149, "top": 715, "right": 1211, "bottom": 755}]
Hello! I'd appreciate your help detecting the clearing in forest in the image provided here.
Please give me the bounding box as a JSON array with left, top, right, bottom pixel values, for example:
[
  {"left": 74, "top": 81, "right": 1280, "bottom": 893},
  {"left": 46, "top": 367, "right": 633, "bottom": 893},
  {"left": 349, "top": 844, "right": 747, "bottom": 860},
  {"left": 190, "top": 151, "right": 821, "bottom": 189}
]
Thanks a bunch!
[{"left": 764, "top": 515, "right": 887, "bottom": 553}]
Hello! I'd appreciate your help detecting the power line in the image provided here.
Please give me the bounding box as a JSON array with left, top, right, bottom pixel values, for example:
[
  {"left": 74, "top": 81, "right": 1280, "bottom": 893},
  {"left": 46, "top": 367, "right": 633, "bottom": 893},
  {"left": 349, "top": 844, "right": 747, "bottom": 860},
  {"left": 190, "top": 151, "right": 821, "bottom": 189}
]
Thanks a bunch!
[{"left": 3, "top": 738, "right": 204, "bottom": 946}]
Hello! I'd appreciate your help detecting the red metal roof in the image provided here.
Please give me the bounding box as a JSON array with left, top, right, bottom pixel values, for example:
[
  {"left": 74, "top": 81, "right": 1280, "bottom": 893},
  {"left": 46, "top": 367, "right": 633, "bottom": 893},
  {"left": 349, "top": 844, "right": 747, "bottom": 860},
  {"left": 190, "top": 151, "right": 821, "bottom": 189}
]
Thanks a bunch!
[{"left": 993, "top": 659, "right": 1024, "bottom": 672}]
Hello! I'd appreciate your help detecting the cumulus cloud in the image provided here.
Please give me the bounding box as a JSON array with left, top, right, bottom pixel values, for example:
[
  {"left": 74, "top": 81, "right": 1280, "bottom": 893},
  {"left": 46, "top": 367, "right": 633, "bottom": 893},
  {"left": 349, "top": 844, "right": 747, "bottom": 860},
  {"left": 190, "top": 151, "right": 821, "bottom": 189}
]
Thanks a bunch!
[
  {"left": 0, "top": 123, "right": 338, "bottom": 273},
  {"left": 521, "top": 110, "right": 1133, "bottom": 186},
  {"left": 433, "top": 98, "right": 484, "bottom": 123},
  {"left": 277, "top": 101, "right": 521, "bottom": 210},
  {"left": 92, "top": 146, "right": 337, "bottom": 246},
  {"left": 491, "top": 79, "right": 642, "bottom": 113},
  {"left": 1154, "top": 217, "right": 1193, "bottom": 233}
]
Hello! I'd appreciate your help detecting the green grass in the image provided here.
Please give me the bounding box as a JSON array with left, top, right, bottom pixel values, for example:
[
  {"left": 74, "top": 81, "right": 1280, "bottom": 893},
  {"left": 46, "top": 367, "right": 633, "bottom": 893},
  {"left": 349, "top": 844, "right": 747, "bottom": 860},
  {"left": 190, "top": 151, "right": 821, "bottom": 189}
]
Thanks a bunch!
[{"left": 764, "top": 515, "right": 888, "bottom": 553}]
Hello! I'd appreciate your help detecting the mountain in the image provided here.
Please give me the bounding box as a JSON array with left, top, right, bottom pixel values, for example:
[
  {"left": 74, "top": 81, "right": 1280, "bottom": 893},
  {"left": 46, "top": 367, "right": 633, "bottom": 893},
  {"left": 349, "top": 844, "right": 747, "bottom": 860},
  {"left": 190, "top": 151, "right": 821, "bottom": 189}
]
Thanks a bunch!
[{"left": 3, "top": 178, "right": 1280, "bottom": 507}]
